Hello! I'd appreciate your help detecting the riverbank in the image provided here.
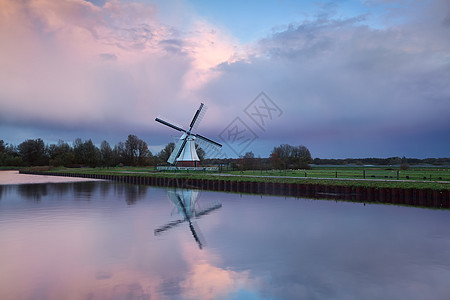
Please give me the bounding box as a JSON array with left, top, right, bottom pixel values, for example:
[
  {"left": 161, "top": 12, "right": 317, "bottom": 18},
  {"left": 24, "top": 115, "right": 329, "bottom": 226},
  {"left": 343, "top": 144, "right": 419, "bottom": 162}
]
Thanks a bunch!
[
  {"left": 21, "top": 166, "right": 450, "bottom": 189},
  {"left": 20, "top": 169, "right": 450, "bottom": 208}
]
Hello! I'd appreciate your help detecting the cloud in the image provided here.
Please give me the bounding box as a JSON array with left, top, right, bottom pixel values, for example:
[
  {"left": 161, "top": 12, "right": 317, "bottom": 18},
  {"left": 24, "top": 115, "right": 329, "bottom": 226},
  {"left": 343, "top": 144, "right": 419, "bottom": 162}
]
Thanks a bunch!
[
  {"left": 198, "top": 0, "right": 450, "bottom": 157},
  {"left": 0, "top": 0, "right": 237, "bottom": 139}
]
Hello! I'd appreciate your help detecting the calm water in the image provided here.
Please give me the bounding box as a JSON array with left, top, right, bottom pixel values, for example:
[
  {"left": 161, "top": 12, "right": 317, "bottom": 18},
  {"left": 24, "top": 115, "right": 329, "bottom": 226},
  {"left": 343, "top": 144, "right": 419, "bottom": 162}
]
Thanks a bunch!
[{"left": 1, "top": 173, "right": 450, "bottom": 299}]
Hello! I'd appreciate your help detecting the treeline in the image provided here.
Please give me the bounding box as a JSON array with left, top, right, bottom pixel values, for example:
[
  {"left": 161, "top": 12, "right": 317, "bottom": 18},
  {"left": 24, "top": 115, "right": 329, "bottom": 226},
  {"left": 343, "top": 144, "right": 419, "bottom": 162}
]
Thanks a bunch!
[
  {"left": 0, "top": 135, "right": 159, "bottom": 167},
  {"left": 204, "top": 144, "right": 314, "bottom": 171},
  {"left": 1, "top": 137, "right": 448, "bottom": 169},
  {"left": 205, "top": 156, "right": 450, "bottom": 171},
  {"left": 312, "top": 157, "right": 450, "bottom": 166}
]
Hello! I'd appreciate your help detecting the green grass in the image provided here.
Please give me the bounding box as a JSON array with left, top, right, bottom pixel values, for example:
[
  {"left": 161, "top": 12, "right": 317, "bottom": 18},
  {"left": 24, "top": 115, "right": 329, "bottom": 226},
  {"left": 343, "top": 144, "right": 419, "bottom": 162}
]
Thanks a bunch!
[
  {"left": 42, "top": 166, "right": 450, "bottom": 191},
  {"left": 227, "top": 168, "right": 450, "bottom": 181}
]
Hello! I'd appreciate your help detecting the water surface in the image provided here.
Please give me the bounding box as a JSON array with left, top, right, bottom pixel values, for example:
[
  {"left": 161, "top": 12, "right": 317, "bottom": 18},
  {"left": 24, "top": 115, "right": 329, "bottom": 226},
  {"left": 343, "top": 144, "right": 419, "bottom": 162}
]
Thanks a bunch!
[{"left": 1, "top": 176, "right": 450, "bottom": 299}]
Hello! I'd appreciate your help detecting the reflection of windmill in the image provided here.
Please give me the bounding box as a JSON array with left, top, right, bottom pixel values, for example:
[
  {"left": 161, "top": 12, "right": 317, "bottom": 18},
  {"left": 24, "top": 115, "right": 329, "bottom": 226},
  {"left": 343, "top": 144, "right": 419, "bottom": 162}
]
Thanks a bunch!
[
  {"left": 155, "top": 103, "right": 222, "bottom": 167},
  {"left": 154, "top": 188, "right": 222, "bottom": 249}
]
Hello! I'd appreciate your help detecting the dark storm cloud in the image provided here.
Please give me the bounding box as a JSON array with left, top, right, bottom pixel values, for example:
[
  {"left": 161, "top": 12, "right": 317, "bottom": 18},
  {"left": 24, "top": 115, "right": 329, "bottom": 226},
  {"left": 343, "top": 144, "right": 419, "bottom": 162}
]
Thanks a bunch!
[{"left": 200, "top": 1, "right": 450, "bottom": 157}]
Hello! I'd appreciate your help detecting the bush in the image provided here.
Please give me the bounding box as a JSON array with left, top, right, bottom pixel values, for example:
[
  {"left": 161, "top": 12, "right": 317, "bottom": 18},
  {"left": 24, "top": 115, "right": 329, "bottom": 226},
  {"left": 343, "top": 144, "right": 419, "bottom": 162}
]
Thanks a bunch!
[{"left": 400, "top": 163, "right": 410, "bottom": 170}]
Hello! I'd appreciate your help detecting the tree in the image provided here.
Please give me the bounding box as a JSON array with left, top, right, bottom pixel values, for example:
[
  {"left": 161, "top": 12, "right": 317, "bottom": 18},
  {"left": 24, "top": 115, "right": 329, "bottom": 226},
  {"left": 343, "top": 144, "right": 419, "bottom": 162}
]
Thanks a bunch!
[
  {"left": 270, "top": 144, "right": 312, "bottom": 169},
  {"left": 158, "top": 142, "right": 175, "bottom": 164},
  {"left": 240, "top": 151, "right": 255, "bottom": 170},
  {"left": 0, "top": 140, "right": 21, "bottom": 166},
  {"left": 291, "top": 145, "right": 312, "bottom": 169},
  {"left": 48, "top": 140, "right": 74, "bottom": 166},
  {"left": 123, "top": 134, "right": 151, "bottom": 166},
  {"left": 136, "top": 138, "right": 152, "bottom": 166},
  {"left": 124, "top": 134, "right": 139, "bottom": 165},
  {"left": 17, "top": 138, "right": 48, "bottom": 166},
  {"left": 73, "top": 138, "right": 100, "bottom": 167},
  {"left": 100, "top": 140, "right": 114, "bottom": 167},
  {"left": 113, "top": 142, "right": 125, "bottom": 166},
  {"left": 270, "top": 152, "right": 282, "bottom": 169},
  {"left": 388, "top": 157, "right": 402, "bottom": 165},
  {"left": 0, "top": 140, "right": 5, "bottom": 154},
  {"left": 195, "top": 144, "right": 206, "bottom": 161}
]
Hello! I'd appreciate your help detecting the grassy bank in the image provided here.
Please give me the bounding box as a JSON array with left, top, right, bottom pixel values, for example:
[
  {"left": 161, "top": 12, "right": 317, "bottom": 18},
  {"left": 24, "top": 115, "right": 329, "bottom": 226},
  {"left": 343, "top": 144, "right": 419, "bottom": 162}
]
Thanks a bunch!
[
  {"left": 228, "top": 167, "right": 450, "bottom": 181},
  {"left": 37, "top": 166, "right": 450, "bottom": 191}
]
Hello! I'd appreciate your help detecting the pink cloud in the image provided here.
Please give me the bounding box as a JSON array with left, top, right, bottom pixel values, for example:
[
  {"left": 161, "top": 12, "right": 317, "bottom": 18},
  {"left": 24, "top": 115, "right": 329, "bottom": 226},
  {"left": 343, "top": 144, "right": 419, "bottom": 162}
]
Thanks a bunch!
[{"left": 0, "top": 0, "right": 239, "bottom": 133}]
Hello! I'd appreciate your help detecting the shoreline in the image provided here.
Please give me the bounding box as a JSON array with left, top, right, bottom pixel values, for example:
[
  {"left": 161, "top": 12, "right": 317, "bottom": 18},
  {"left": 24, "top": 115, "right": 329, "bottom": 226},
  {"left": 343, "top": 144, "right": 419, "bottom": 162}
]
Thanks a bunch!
[{"left": 19, "top": 170, "right": 450, "bottom": 209}]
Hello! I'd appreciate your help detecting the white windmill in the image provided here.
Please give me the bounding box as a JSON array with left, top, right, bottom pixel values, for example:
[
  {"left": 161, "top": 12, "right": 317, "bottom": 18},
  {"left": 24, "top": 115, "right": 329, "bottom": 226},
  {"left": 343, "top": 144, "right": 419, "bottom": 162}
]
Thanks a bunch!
[{"left": 155, "top": 103, "right": 222, "bottom": 167}]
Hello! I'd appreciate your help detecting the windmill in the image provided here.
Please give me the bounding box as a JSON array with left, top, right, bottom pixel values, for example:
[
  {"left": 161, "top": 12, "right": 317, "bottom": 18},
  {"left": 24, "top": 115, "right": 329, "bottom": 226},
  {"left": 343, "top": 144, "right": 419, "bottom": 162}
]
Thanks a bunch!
[
  {"left": 154, "top": 188, "right": 222, "bottom": 249},
  {"left": 155, "top": 103, "right": 222, "bottom": 167}
]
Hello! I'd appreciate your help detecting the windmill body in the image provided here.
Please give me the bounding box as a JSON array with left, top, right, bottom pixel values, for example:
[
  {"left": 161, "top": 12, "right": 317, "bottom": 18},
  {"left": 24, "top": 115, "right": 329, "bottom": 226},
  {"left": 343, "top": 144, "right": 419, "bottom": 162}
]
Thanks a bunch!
[
  {"left": 177, "top": 136, "right": 200, "bottom": 167},
  {"left": 155, "top": 103, "right": 222, "bottom": 168}
]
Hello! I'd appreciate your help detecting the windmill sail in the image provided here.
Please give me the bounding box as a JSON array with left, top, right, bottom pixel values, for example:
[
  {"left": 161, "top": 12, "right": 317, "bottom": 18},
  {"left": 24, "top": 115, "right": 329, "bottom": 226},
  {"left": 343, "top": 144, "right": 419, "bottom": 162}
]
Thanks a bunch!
[
  {"left": 195, "top": 134, "right": 222, "bottom": 157},
  {"left": 190, "top": 103, "right": 207, "bottom": 131},
  {"left": 168, "top": 137, "right": 187, "bottom": 165},
  {"left": 155, "top": 118, "right": 186, "bottom": 133},
  {"left": 189, "top": 103, "right": 204, "bottom": 130}
]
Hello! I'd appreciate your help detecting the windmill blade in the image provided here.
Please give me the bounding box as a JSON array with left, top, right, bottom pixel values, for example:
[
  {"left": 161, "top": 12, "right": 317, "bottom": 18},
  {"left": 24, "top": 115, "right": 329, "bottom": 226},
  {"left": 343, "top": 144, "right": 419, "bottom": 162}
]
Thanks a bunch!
[
  {"left": 168, "top": 137, "right": 187, "bottom": 165},
  {"left": 154, "top": 219, "right": 186, "bottom": 235},
  {"left": 195, "top": 134, "right": 222, "bottom": 147},
  {"left": 189, "top": 103, "right": 205, "bottom": 131},
  {"left": 195, "top": 134, "right": 222, "bottom": 158},
  {"left": 155, "top": 118, "right": 186, "bottom": 133},
  {"left": 194, "top": 203, "right": 222, "bottom": 218},
  {"left": 193, "top": 105, "right": 207, "bottom": 131},
  {"left": 195, "top": 134, "right": 222, "bottom": 153},
  {"left": 188, "top": 221, "right": 204, "bottom": 249},
  {"left": 175, "top": 193, "right": 204, "bottom": 249}
]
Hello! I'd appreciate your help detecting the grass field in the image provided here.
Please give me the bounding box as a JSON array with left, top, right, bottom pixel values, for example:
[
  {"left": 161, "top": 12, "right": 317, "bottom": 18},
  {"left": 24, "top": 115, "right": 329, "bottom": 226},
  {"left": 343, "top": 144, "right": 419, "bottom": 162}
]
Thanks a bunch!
[
  {"left": 37, "top": 165, "right": 450, "bottom": 190},
  {"left": 227, "top": 167, "right": 450, "bottom": 181}
]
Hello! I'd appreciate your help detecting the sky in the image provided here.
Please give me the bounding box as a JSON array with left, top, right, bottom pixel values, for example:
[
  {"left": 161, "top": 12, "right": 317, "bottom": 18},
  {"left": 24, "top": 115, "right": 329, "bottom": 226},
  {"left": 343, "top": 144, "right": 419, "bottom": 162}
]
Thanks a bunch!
[{"left": 0, "top": 0, "right": 449, "bottom": 159}]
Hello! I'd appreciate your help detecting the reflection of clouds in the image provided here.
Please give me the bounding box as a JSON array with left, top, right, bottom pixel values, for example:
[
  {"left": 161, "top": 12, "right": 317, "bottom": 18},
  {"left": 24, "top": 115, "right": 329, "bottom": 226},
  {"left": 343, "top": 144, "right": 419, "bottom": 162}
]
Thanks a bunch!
[
  {"left": 181, "top": 262, "right": 251, "bottom": 300},
  {"left": 2, "top": 183, "right": 450, "bottom": 299},
  {"left": 205, "top": 195, "right": 450, "bottom": 300},
  {"left": 179, "top": 243, "right": 263, "bottom": 300},
  {"left": 0, "top": 184, "right": 160, "bottom": 299},
  {"left": 0, "top": 171, "right": 101, "bottom": 185}
]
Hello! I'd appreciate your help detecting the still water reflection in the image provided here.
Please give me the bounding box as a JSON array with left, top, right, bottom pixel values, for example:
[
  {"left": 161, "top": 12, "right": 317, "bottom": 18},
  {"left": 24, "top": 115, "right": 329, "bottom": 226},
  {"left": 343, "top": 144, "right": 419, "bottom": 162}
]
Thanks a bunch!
[
  {"left": 1, "top": 180, "right": 450, "bottom": 299},
  {"left": 155, "top": 189, "right": 222, "bottom": 249}
]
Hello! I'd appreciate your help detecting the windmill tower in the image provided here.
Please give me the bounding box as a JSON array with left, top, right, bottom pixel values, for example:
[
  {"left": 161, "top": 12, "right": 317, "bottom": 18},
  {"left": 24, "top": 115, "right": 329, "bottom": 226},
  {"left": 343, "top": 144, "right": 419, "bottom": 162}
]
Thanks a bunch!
[{"left": 155, "top": 103, "right": 222, "bottom": 167}]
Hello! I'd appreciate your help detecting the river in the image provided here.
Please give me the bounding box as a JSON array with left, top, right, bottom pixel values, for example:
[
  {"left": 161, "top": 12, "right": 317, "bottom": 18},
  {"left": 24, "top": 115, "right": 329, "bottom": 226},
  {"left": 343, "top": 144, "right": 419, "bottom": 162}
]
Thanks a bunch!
[{"left": 1, "top": 171, "right": 450, "bottom": 299}]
